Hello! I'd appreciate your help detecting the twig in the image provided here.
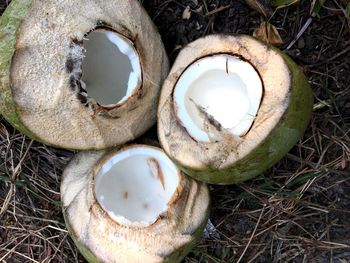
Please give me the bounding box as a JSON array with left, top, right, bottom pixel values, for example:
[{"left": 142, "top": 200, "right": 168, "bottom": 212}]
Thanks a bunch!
[
  {"left": 237, "top": 204, "right": 266, "bottom": 263},
  {"left": 309, "top": 45, "right": 350, "bottom": 67},
  {"left": 204, "top": 5, "right": 231, "bottom": 17}
]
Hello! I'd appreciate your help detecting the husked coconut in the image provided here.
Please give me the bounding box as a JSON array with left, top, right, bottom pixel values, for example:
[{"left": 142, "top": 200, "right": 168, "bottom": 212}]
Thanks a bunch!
[
  {"left": 0, "top": 0, "right": 168, "bottom": 150},
  {"left": 61, "top": 145, "right": 210, "bottom": 263},
  {"left": 158, "top": 35, "right": 313, "bottom": 184}
]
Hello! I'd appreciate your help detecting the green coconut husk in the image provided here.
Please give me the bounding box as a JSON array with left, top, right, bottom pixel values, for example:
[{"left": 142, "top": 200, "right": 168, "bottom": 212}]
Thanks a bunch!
[
  {"left": 0, "top": 0, "right": 39, "bottom": 139},
  {"left": 158, "top": 34, "right": 313, "bottom": 185}
]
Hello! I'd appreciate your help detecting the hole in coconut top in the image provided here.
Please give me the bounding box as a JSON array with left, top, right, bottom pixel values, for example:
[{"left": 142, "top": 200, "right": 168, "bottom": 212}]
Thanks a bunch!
[
  {"left": 81, "top": 29, "right": 141, "bottom": 106},
  {"left": 173, "top": 55, "right": 263, "bottom": 142},
  {"left": 94, "top": 146, "right": 180, "bottom": 227}
]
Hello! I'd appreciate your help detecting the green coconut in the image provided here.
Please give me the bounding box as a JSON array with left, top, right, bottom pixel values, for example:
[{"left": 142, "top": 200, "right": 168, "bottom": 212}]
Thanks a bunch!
[
  {"left": 0, "top": 0, "right": 168, "bottom": 150},
  {"left": 158, "top": 34, "right": 313, "bottom": 185},
  {"left": 61, "top": 145, "right": 210, "bottom": 263}
]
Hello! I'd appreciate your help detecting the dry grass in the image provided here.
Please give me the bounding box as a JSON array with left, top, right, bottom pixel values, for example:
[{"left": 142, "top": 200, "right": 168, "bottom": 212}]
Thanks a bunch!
[{"left": 1, "top": 0, "right": 350, "bottom": 262}]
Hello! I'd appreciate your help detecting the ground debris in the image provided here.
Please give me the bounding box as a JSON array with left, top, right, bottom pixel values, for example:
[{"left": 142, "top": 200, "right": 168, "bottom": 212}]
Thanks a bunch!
[
  {"left": 1, "top": 0, "right": 349, "bottom": 262},
  {"left": 253, "top": 21, "right": 284, "bottom": 46}
]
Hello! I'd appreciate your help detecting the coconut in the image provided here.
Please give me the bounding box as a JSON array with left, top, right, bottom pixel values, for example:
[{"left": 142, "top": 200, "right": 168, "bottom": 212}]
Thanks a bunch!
[
  {"left": 61, "top": 145, "right": 210, "bottom": 263},
  {"left": 158, "top": 35, "right": 313, "bottom": 185},
  {"left": 0, "top": 0, "right": 168, "bottom": 150}
]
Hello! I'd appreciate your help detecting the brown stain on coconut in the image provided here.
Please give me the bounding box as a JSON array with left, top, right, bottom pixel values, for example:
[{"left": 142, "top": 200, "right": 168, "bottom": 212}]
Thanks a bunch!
[
  {"left": 123, "top": 192, "right": 128, "bottom": 199},
  {"left": 147, "top": 157, "right": 165, "bottom": 190}
]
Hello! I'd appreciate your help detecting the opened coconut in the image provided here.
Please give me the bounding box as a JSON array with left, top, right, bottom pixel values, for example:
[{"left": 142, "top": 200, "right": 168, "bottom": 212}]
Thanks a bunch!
[
  {"left": 0, "top": 0, "right": 168, "bottom": 150},
  {"left": 61, "top": 145, "right": 210, "bottom": 263},
  {"left": 158, "top": 35, "right": 313, "bottom": 184}
]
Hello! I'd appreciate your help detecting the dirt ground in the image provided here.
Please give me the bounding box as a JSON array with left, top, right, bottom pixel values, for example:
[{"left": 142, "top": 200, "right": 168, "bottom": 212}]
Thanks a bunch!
[{"left": 0, "top": 0, "right": 349, "bottom": 262}]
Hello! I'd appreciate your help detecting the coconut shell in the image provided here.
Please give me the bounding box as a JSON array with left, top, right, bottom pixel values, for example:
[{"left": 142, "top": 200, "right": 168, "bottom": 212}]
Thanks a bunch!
[
  {"left": 61, "top": 146, "right": 210, "bottom": 263},
  {"left": 0, "top": 0, "right": 169, "bottom": 150},
  {"left": 158, "top": 34, "right": 313, "bottom": 185}
]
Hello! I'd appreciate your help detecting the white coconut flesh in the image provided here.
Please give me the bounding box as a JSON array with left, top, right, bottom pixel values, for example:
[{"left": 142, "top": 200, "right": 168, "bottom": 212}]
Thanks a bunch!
[
  {"left": 94, "top": 146, "right": 180, "bottom": 227},
  {"left": 81, "top": 29, "right": 142, "bottom": 106},
  {"left": 173, "top": 55, "right": 263, "bottom": 142}
]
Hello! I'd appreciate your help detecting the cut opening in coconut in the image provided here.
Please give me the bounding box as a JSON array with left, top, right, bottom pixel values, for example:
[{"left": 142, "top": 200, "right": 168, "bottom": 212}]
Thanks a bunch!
[
  {"left": 61, "top": 145, "right": 210, "bottom": 262},
  {"left": 173, "top": 55, "right": 263, "bottom": 142},
  {"left": 81, "top": 28, "right": 142, "bottom": 106},
  {"left": 94, "top": 146, "right": 180, "bottom": 227}
]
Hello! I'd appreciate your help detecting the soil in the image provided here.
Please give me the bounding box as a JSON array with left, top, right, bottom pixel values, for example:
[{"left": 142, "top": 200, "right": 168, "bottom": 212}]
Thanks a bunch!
[{"left": 0, "top": 0, "right": 350, "bottom": 262}]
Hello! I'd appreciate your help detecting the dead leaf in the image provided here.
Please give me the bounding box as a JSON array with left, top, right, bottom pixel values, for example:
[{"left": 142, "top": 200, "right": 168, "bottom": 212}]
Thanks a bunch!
[
  {"left": 244, "top": 0, "right": 272, "bottom": 17},
  {"left": 0, "top": 123, "right": 9, "bottom": 137},
  {"left": 253, "top": 22, "right": 284, "bottom": 46}
]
